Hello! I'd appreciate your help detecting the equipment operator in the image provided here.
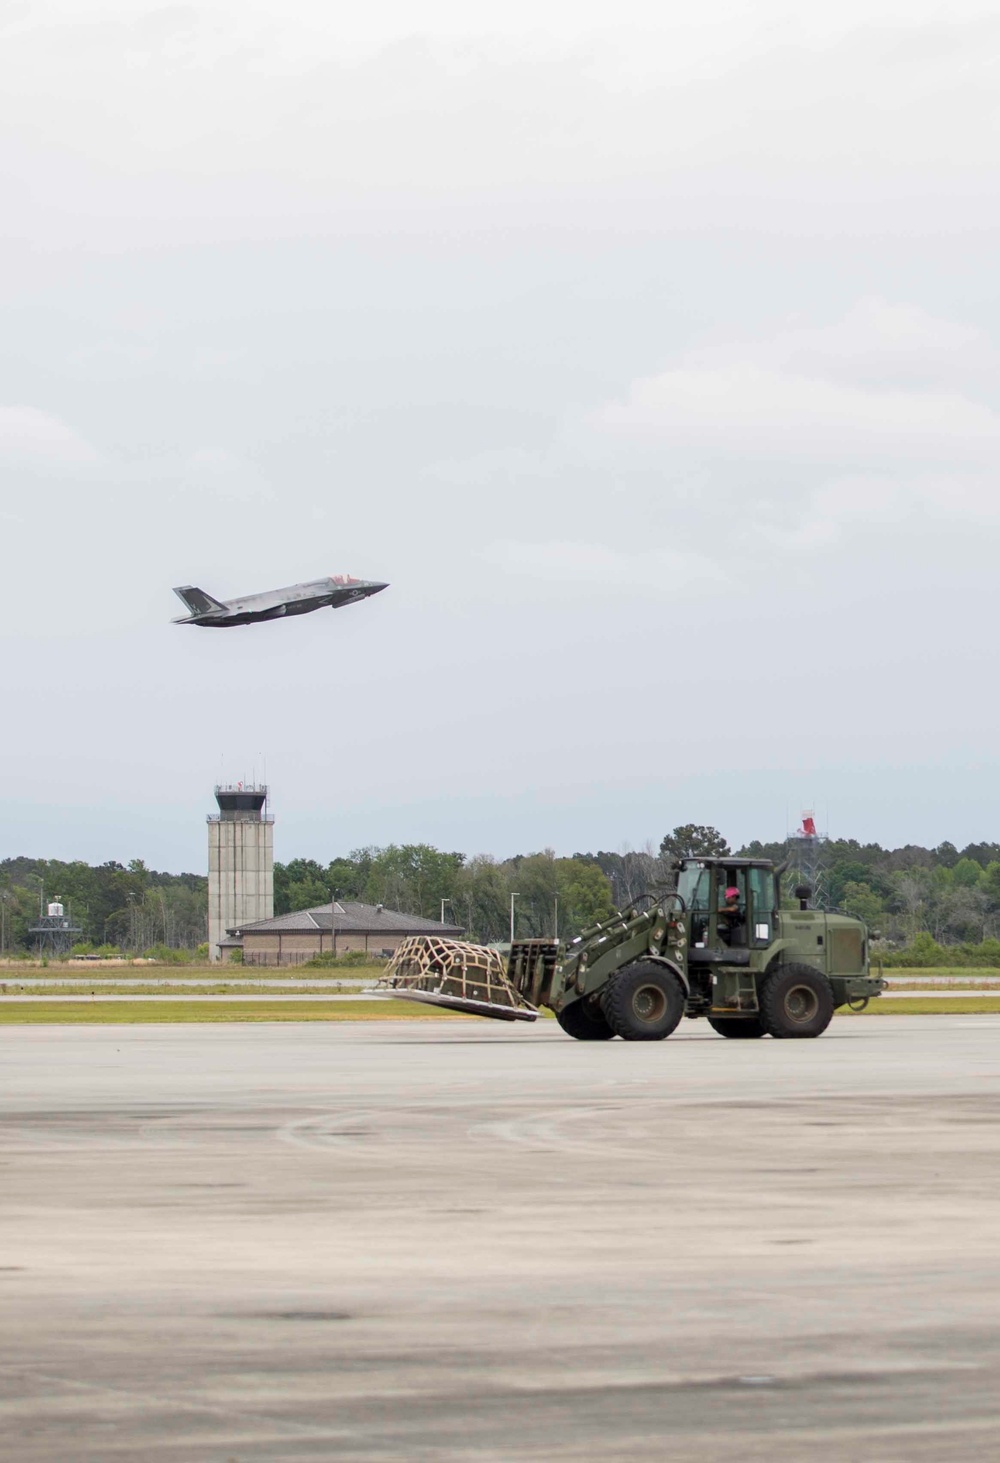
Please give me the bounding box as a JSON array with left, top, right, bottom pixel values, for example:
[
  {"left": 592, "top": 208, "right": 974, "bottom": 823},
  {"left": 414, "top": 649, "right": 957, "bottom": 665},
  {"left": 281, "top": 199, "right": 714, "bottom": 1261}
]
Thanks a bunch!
[{"left": 717, "top": 886, "right": 746, "bottom": 946}]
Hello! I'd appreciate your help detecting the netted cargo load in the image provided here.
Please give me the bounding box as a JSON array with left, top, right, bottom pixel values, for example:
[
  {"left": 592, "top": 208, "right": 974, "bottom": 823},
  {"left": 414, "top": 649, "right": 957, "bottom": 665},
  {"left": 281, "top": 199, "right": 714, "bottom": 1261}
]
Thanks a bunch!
[{"left": 373, "top": 935, "right": 538, "bottom": 1021}]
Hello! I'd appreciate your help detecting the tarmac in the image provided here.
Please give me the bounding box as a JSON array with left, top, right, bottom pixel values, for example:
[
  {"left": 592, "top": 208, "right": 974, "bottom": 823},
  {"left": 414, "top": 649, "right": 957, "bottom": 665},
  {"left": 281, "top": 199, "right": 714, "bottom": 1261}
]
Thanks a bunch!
[
  {"left": 2, "top": 1015, "right": 1000, "bottom": 1460},
  {"left": 8, "top": 974, "right": 1000, "bottom": 987},
  {"left": 5, "top": 975, "right": 999, "bottom": 995},
  {"left": 1, "top": 988, "right": 997, "bottom": 1001}
]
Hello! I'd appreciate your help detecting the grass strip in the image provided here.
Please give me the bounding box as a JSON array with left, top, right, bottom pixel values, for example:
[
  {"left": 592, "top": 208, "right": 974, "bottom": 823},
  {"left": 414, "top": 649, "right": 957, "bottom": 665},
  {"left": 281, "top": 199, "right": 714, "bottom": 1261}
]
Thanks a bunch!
[
  {"left": 884, "top": 982, "right": 1000, "bottom": 992},
  {"left": 879, "top": 967, "right": 1000, "bottom": 978},
  {"left": 841, "top": 998, "right": 1000, "bottom": 1016},
  {"left": 5, "top": 996, "right": 1000, "bottom": 1025},
  {"left": 1, "top": 963, "right": 387, "bottom": 979},
  {"left": 0, "top": 985, "right": 371, "bottom": 997},
  {"left": 0, "top": 999, "right": 472, "bottom": 1025}
]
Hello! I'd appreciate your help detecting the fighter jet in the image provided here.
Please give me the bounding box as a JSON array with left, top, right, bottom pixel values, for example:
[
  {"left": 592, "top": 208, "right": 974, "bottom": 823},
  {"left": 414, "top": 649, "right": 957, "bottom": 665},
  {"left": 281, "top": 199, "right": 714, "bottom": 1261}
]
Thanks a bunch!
[{"left": 171, "top": 575, "right": 388, "bottom": 627}]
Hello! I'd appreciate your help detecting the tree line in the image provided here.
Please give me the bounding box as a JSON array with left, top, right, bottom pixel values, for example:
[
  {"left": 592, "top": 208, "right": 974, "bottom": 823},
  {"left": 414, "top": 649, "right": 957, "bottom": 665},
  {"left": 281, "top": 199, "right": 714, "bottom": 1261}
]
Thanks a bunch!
[
  {"left": 0, "top": 857, "right": 208, "bottom": 958},
  {"left": 275, "top": 846, "right": 615, "bottom": 944},
  {"left": 8, "top": 825, "right": 1000, "bottom": 958}
]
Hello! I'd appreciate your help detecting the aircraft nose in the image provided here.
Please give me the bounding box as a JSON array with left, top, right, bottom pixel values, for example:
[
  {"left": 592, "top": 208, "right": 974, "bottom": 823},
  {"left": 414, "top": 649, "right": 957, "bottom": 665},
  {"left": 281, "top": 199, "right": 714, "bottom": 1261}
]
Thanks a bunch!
[{"left": 362, "top": 581, "right": 389, "bottom": 595}]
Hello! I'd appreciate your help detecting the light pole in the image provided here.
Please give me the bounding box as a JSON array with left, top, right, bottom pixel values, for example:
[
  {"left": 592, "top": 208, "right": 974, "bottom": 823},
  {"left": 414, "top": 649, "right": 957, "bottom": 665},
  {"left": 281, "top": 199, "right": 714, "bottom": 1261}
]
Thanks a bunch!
[
  {"left": 510, "top": 892, "right": 520, "bottom": 944},
  {"left": 553, "top": 894, "right": 559, "bottom": 940}
]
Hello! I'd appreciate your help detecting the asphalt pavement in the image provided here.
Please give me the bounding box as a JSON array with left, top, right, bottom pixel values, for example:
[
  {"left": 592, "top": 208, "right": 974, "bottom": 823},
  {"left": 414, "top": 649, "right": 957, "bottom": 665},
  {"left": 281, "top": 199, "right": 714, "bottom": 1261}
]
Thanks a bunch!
[
  {"left": 0, "top": 989, "right": 994, "bottom": 1001},
  {"left": 2, "top": 1015, "right": 1000, "bottom": 1459}
]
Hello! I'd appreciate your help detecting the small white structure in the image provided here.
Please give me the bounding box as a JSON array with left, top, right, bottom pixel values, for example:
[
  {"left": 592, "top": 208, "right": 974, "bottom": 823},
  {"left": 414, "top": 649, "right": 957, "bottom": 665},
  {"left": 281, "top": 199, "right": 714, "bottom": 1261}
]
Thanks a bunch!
[{"left": 29, "top": 897, "right": 81, "bottom": 954}]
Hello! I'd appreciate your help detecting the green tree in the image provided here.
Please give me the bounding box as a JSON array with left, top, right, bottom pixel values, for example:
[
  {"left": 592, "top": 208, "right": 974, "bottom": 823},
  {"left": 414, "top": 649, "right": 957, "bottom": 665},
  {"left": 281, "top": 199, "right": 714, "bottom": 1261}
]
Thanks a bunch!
[
  {"left": 907, "top": 931, "right": 947, "bottom": 966},
  {"left": 326, "top": 856, "right": 367, "bottom": 901},
  {"left": 286, "top": 877, "right": 332, "bottom": 913},
  {"left": 274, "top": 859, "right": 326, "bottom": 915},
  {"left": 659, "top": 825, "right": 730, "bottom": 860},
  {"left": 982, "top": 861, "right": 1000, "bottom": 909},
  {"left": 454, "top": 856, "right": 510, "bottom": 943},
  {"left": 951, "top": 858, "right": 984, "bottom": 889},
  {"left": 498, "top": 852, "right": 615, "bottom": 941},
  {"left": 941, "top": 887, "right": 990, "bottom": 943},
  {"left": 555, "top": 858, "right": 615, "bottom": 933},
  {"left": 958, "top": 842, "right": 1000, "bottom": 868},
  {"left": 736, "top": 838, "right": 789, "bottom": 863},
  {"left": 511, "top": 851, "right": 560, "bottom": 938},
  {"left": 839, "top": 881, "right": 884, "bottom": 930},
  {"left": 363, "top": 845, "right": 464, "bottom": 919}
]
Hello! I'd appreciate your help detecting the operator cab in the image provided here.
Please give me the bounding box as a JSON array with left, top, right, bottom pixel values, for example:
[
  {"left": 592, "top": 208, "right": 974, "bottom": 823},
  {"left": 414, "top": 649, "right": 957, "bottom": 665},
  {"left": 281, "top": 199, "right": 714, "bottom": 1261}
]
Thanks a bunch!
[{"left": 673, "top": 858, "right": 778, "bottom": 965}]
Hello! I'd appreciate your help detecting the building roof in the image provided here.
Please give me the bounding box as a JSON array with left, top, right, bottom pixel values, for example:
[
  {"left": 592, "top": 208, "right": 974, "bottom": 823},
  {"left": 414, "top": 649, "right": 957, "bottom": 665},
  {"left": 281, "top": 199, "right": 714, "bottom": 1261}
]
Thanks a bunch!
[{"left": 231, "top": 900, "right": 465, "bottom": 937}]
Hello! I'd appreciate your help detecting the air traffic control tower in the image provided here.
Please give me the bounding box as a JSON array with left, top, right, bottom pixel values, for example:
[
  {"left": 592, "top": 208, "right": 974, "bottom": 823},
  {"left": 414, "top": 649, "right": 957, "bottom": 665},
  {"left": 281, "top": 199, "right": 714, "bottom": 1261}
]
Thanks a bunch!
[{"left": 207, "top": 783, "right": 274, "bottom": 962}]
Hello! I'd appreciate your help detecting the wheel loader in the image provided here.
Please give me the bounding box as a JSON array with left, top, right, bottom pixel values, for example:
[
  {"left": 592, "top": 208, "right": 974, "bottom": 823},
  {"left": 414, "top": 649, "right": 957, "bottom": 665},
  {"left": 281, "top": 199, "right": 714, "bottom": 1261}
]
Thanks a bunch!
[{"left": 507, "top": 856, "right": 885, "bottom": 1040}]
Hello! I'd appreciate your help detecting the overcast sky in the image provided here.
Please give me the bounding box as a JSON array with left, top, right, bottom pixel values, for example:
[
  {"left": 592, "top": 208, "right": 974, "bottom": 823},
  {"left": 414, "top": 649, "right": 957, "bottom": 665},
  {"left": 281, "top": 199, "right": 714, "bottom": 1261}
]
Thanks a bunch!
[{"left": 3, "top": 0, "right": 1000, "bottom": 871}]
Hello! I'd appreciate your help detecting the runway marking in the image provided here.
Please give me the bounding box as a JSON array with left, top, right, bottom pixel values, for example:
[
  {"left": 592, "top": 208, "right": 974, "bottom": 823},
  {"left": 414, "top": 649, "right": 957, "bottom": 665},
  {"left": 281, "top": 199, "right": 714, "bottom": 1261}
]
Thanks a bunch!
[
  {"left": 276, "top": 1109, "right": 380, "bottom": 1151},
  {"left": 469, "top": 1104, "right": 681, "bottom": 1163}
]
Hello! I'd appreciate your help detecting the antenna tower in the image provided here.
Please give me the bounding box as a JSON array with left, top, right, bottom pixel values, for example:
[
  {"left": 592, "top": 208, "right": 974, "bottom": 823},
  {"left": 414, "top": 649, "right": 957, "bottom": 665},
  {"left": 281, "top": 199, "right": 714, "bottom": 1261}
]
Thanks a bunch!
[
  {"left": 29, "top": 899, "right": 83, "bottom": 957},
  {"left": 787, "top": 810, "right": 828, "bottom": 910}
]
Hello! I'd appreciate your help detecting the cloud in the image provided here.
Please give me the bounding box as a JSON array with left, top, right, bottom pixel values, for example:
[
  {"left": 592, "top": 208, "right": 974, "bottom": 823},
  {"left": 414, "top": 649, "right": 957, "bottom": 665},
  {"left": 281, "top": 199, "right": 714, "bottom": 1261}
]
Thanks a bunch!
[
  {"left": 4, "top": 2, "right": 1000, "bottom": 235},
  {"left": 183, "top": 447, "right": 274, "bottom": 501},
  {"left": 596, "top": 365, "right": 1000, "bottom": 464},
  {"left": 744, "top": 472, "right": 972, "bottom": 557},
  {"left": 587, "top": 298, "right": 1000, "bottom": 552},
  {"left": 0, "top": 405, "right": 99, "bottom": 464},
  {"left": 462, "top": 298, "right": 1000, "bottom": 586},
  {"left": 807, "top": 472, "right": 1000, "bottom": 536},
  {"left": 484, "top": 538, "right": 727, "bottom": 594},
  {"left": 65, "top": 341, "right": 156, "bottom": 376},
  {"left": 595, "top": 297, "right": 1000, "bottom": 467},
  {"left": 682, "top": 298, "right": 1000, "bottom": 391},
  {"left": 6, "top": 7, "right": 1000, "bottom": 860}
]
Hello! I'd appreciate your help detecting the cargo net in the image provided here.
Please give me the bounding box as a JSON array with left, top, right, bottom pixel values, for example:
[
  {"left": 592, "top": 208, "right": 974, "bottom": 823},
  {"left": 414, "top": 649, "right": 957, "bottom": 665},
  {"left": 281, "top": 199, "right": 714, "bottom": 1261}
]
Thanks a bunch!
[{"left": 374, "top": 935, "right": 538, "bottom": 1022}]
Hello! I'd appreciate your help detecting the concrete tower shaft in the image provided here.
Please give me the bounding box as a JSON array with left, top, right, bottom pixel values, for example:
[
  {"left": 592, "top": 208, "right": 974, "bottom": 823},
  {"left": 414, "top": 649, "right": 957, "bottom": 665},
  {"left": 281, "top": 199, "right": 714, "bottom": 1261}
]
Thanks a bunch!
[{"left": 207, "top": 783, "right": 274, "bottom": 962}]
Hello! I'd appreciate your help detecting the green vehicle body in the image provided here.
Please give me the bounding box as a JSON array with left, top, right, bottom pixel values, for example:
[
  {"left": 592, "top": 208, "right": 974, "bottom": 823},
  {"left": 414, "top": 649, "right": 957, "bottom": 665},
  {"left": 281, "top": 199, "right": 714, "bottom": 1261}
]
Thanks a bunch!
[{"left": 508, "top": 857, "right": 886, "bottom": 1039}]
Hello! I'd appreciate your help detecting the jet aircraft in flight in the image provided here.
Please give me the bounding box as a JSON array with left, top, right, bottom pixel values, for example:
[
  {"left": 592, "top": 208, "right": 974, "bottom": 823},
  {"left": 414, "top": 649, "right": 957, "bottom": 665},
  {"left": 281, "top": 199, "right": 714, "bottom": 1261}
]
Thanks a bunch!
[{"left": 172, "top": 575, "right": 388, "bottom": 627}]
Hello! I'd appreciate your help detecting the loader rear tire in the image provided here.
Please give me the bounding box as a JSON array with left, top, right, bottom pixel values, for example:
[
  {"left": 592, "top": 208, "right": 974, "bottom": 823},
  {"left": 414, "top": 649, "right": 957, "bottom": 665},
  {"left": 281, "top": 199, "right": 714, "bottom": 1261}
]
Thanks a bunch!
[
  {"left": 601, "top": 962, "right": 685, "bottom": 1042},
  {"left": 556, "top": 999, "right": 615, "bottom": 1041},
  {"left": 759, "top": 964, "right": 834, "bottom": 1039},
  {"left": 706, "top": 1015, "right": 765, "bottom": 1039}
]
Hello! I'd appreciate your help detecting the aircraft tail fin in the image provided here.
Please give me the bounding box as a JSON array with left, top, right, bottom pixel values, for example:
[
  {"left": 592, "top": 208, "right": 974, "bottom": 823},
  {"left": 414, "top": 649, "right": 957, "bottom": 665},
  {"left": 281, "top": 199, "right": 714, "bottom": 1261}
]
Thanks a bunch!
[{"left": 173, "top": 585, "right": 226, "bottom": 617}]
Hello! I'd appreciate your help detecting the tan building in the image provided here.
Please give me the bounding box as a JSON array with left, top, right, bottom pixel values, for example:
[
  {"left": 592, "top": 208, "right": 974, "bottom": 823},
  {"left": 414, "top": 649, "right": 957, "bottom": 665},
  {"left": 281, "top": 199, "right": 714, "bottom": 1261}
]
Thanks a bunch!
[
  {"left": 228, "top": 901, "right": 465, "bottom": 967},
  {"left": 207, "top": 784, "right": 273, "bottom": 962}
]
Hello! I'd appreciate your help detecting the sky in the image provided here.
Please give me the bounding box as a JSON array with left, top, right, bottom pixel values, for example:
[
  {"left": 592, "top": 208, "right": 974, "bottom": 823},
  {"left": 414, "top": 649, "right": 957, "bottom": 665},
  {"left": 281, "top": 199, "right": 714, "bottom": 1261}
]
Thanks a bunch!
[{"left": 3, "top": 0, "right": 1000, "bottom": 871}]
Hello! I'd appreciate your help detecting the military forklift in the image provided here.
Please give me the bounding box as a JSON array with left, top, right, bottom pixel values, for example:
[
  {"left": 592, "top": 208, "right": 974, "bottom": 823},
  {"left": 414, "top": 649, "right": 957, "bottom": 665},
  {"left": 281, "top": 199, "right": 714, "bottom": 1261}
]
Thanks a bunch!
[{"left": 507, "top": 856, "right": 885, "bottom": 1040}]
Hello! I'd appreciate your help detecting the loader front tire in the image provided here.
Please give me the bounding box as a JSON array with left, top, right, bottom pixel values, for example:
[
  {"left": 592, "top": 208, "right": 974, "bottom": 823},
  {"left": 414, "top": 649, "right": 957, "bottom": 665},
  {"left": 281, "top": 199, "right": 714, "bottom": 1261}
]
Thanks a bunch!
[
  {"left": 601, "top": 962, "right": 685, "bottom": 1042},
  {"left": 556, "top": 999, "right": 615, "bottom": 1041},
  {"left": 759, "top": 964, "right": 834, "bottom": 1039},
  {"left": 706, "top": 1015, "right": 766, "bottom": 1039}
]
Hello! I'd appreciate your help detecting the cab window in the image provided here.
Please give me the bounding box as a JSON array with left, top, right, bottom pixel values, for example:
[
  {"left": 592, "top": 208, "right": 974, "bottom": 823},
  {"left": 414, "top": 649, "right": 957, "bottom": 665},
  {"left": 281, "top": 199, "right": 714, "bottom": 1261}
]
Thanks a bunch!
[
  {"left": 677, "top": 864, "right": 711, "bottom": 912},
  {"left": 677, "top": 864, "right": 713, "bottom": 946},
  {"left": 748, "top": 867, "right": 776, "bottom": 945}
]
